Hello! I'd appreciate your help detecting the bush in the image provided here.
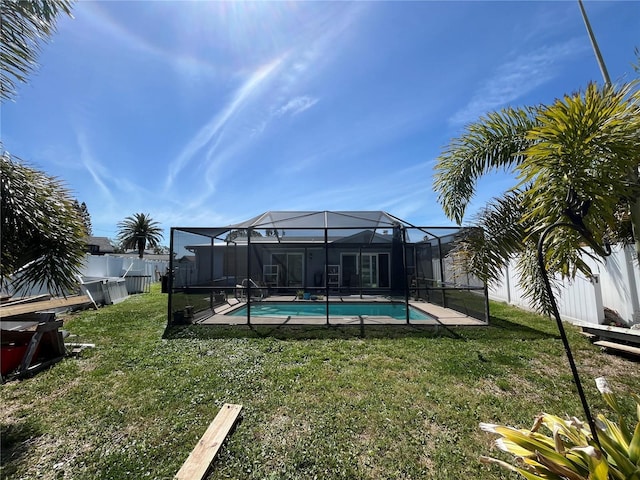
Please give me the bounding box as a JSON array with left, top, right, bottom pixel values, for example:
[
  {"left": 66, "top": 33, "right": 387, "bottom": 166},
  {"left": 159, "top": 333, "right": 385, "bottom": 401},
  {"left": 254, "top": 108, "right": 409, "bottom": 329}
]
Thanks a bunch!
[{"left": 480, "top": 378, "right": 640, "bottom": 479}]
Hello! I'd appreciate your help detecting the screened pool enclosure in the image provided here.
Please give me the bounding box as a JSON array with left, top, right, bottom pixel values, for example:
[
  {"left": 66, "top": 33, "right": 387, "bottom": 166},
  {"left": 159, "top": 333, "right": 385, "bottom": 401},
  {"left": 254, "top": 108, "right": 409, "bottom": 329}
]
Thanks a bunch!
[{"left": 168, "top": 211, "right": 489, "bottom": 325}]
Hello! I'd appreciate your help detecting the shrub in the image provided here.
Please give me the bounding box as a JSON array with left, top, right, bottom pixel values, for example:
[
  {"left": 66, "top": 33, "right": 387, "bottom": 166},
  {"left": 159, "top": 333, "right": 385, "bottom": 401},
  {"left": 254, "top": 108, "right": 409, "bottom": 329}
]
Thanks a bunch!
[{"left": 480, "top": 378, "right": 640, "bottom": 479}]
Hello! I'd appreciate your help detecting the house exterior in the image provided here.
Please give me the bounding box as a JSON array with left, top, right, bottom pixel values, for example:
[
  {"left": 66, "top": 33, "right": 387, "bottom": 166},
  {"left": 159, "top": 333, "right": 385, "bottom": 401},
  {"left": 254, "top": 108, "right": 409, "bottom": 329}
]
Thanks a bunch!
[
  {"left": 168, "top": 211, "right": 488, "bottom": 324},
  {"left": 85, "top": 236, "right": 115, "bottom": 255}
]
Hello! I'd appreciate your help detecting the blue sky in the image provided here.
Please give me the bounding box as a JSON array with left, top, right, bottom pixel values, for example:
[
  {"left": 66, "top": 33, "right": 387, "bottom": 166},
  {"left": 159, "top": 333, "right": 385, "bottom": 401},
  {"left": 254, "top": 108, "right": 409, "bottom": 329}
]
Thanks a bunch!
[{"left": 3, "top": 0, "right": 638, "bottom": 243}]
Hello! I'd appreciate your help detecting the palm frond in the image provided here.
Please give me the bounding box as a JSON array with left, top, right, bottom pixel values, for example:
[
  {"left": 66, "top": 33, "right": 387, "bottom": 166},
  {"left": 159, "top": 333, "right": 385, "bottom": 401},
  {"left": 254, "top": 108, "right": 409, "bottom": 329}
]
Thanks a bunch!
[
  {"left": 448, "top": 190, "right": 529, "bottom": 284},
  {"left": 1, "top": 0, "right": 74, "bottom": 102},
  {"left": 1, "top": 150, "right": 85, "bottom": 295},
  {"left": 515, "top": 246, "right": 559, "bottom": 317},
  {"left": 117, "top": 213, "right": 164, "bottom": 258},
  {"left": 433, "top": 106, "right": 539, "bottom": 224},
  {"left": 520, "top": 82, "right": 640, "bottom": 264}
]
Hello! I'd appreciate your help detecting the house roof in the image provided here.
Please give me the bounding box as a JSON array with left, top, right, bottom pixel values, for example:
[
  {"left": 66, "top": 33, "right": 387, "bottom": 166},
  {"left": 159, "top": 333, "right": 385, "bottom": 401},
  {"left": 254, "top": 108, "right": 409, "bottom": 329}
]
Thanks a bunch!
[{"left": 86, "top": 236, "right": 115, "bottom": 253}]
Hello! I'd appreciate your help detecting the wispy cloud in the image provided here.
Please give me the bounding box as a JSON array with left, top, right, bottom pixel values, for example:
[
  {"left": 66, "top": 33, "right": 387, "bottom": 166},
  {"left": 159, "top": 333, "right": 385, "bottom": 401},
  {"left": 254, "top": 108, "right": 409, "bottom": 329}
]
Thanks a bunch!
[
  {"left": 81, "top": 3, "right": 220, "bottom": 81},
  {"left": 274, "top": 96, "right": 319, "bottom": 117},
  {"left": 449, "top": 38, "right": 586, "bottom": 125},
  {"left": 167, "top": 5, "right": 367, "bottom": 205},
  {"left": 76, "top": 131, "right": 115, "bottom": 202},
  {"left": 264, "top": 160, "right": 436, "bottom": 221},
  {"left": 264, "top": 3, "right": 365, "bottom": 113},
  {"left": 164, "top": 55, "right": 285, "bottom": 191}
]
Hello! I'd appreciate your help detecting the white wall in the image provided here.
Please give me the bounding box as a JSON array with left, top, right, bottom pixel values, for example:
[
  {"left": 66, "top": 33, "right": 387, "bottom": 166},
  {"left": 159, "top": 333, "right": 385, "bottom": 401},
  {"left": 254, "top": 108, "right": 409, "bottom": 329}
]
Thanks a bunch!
[
  {"left": 596, "top": 247, "right": 640, "bottom": 324},
  {"left": 82, "top": 255, "right": 124, "bottom": 278},
  {"left": 489, "top": 245, "right": 639, "bottom": 326},
  {"left": 6, "top": 254, "right": 170, "bottom": 299},
  {"left": 81, "top": 254, "right": 169, "bottom": 280}
]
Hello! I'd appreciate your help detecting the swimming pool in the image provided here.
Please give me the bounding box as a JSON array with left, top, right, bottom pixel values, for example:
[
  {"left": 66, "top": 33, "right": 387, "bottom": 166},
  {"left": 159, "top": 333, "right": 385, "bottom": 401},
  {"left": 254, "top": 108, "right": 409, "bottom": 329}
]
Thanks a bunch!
[{"left": 229, "top": 302, "right": 432, "bottom": 320}]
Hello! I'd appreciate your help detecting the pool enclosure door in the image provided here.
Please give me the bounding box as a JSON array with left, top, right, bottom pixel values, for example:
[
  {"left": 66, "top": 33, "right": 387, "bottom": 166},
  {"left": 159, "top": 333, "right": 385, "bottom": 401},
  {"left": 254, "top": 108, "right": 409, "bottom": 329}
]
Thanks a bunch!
[{"left": 272, "top": 252, "right": 303, "bottom": 287}]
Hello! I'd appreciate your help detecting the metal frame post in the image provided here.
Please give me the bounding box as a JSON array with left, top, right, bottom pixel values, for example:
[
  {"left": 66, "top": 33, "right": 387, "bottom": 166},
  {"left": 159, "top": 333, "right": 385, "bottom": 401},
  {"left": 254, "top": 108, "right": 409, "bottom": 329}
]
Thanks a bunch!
[
  {"left": 167, "top": 227, "right": 175, "bottom": 324},
  {"left": 247, "top": 229, "right": 252, "bottom": 326},
  {"left": 402, "top": 227, "right": 410, "bottom": 324},
  {"left": 324, "top": 227, "right": 330, "bottom": 326}
]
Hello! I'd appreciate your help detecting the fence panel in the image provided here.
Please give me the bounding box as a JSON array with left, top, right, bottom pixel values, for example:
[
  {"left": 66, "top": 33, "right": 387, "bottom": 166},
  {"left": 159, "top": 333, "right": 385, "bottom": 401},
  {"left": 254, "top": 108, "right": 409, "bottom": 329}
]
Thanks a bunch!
[{"left": 488, "top": 245, "right": 639, "bottom": 326}]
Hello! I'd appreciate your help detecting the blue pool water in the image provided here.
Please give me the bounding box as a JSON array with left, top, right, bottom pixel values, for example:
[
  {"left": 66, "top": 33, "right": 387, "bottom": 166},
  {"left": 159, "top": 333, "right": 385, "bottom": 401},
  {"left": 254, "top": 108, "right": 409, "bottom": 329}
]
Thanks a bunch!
[{"left": 229, "top": 302, "right": 431, "bottom": 320}]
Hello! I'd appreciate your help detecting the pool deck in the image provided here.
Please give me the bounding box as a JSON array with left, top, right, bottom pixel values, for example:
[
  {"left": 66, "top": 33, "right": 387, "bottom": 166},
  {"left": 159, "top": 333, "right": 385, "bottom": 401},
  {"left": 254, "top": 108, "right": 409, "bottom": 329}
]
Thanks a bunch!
[{"left": 193, "top": 295, "right": 486, "bottom": 327}]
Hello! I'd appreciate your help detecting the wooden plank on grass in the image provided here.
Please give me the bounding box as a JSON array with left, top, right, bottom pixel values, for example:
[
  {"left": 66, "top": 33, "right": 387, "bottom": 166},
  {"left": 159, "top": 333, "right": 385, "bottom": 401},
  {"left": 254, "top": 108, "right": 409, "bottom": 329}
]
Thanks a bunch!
[
  {"left": 580, "top": 330, "right": 597, "bottom": 340},
  {"left": 594, "top": 340, "right": 640, "bottom": 357},
  {"left": 174, "top": 403, "right": 242, "bottom": 480},
  {"left": 0, "top": 296, "right": 92, "bottom": 317}
]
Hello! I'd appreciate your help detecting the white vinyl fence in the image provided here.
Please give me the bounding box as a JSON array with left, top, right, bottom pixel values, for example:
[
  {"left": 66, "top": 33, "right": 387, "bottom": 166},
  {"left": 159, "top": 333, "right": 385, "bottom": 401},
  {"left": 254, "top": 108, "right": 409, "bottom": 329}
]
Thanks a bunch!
[
  {"left": 82, "top": 255, "right": 169, "bottom": 282},
  {"left": 8, "top": 254, "right": 170, "bottom": 303},
  {"left": 489, "top": 245, "right": 640, "bottom": 326}
]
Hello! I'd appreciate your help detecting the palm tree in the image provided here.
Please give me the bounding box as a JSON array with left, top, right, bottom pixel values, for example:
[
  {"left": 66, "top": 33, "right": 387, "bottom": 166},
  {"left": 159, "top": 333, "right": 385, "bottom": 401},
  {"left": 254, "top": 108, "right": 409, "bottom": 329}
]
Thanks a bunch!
[
  {"left": 1, "top": 0, "right": 74, "bottom": 102},
  {"left": 117, "top": 213, "right": 164, "bottom": 259},
  {"left": 433, "top": 81, "right": 640, "bottom": 314},
  {"left": 1, "top": 150, "right": 87, "bottom": 295},
  {"left": 0, "top": 2, "right": 81, "bottom": 296}
]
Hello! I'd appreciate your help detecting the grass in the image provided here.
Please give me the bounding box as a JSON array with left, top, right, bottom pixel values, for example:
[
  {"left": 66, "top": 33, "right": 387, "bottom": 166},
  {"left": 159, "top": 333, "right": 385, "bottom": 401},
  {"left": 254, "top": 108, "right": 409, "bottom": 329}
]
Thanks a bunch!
[{"left": 1, "top": 284, "right": 638, "bottom": 480}]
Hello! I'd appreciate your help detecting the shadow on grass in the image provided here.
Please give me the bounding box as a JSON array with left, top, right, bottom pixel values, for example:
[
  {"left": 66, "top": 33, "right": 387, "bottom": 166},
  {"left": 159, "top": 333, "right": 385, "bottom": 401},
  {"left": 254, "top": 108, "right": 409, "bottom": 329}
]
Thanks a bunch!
[
  {"left": 1, "top": 418, "right": 42, "bottom": 475},
  {"left": 479, "top": 315, "right": 561, "bottom": 341},
  {"left": 163, "top": 310, "right": 560, "bottom": 341},
  {"left": 163, "top": 322, "right": 466, "bottom": 341},
  {"left": 163, "top": 315, "right": 560, "bottom": 342}
]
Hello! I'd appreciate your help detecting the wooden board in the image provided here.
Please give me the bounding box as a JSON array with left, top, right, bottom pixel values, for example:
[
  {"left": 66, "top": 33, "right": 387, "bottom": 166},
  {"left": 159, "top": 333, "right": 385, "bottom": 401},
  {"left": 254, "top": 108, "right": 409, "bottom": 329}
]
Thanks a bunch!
[
  {"left": 0, "top": 294, "right": 51, "bottom": 307},
  {"left": 594, "top": 340, "right": 640, "bottom": 357},
  {"left": 580, "top": 331, "right": 597, "bottom": 340},
  {"left": 0, "top": 296, "right": 92, "bottom": 318},
  {"left": 174, "top": 403, "right": 242, "bottom": 480}
]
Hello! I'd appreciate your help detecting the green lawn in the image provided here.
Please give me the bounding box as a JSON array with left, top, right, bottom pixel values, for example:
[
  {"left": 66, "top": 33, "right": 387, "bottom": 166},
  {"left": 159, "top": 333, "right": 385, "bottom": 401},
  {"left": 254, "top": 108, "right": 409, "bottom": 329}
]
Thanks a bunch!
[{"left": 1, "top": 284, "right": 638, "bottom": 480}]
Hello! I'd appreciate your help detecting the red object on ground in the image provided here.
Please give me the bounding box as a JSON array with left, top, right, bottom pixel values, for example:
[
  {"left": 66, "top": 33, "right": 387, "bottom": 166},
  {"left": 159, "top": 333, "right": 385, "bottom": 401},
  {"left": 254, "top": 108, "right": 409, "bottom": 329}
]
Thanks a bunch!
[{"left": 1, "top": 344, "right": 28, "bottom": 376}]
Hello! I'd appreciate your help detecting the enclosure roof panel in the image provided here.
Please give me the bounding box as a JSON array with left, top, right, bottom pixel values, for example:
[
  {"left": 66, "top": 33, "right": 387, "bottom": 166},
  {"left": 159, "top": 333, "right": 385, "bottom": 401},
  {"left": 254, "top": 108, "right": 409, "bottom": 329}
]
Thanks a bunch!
[
  {"left": 228, "top": 211, "right": 404, "bottom": 230},
  {"left": 173, "top": 211, "right": 465, "bottom": 241}
]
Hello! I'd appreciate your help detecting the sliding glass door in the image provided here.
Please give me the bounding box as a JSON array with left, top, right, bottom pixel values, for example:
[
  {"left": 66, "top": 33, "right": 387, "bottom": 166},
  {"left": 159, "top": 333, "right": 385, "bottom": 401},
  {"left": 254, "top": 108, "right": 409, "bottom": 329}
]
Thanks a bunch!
[
  {"left": 272, "top": 253, "right": 303, "bottom": 287},
  {"left": 340, "top": 252, "right": 390, "bottom": 288},
  {"left": 361, "top": 254, "right": 378, "bottom": 288}
]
